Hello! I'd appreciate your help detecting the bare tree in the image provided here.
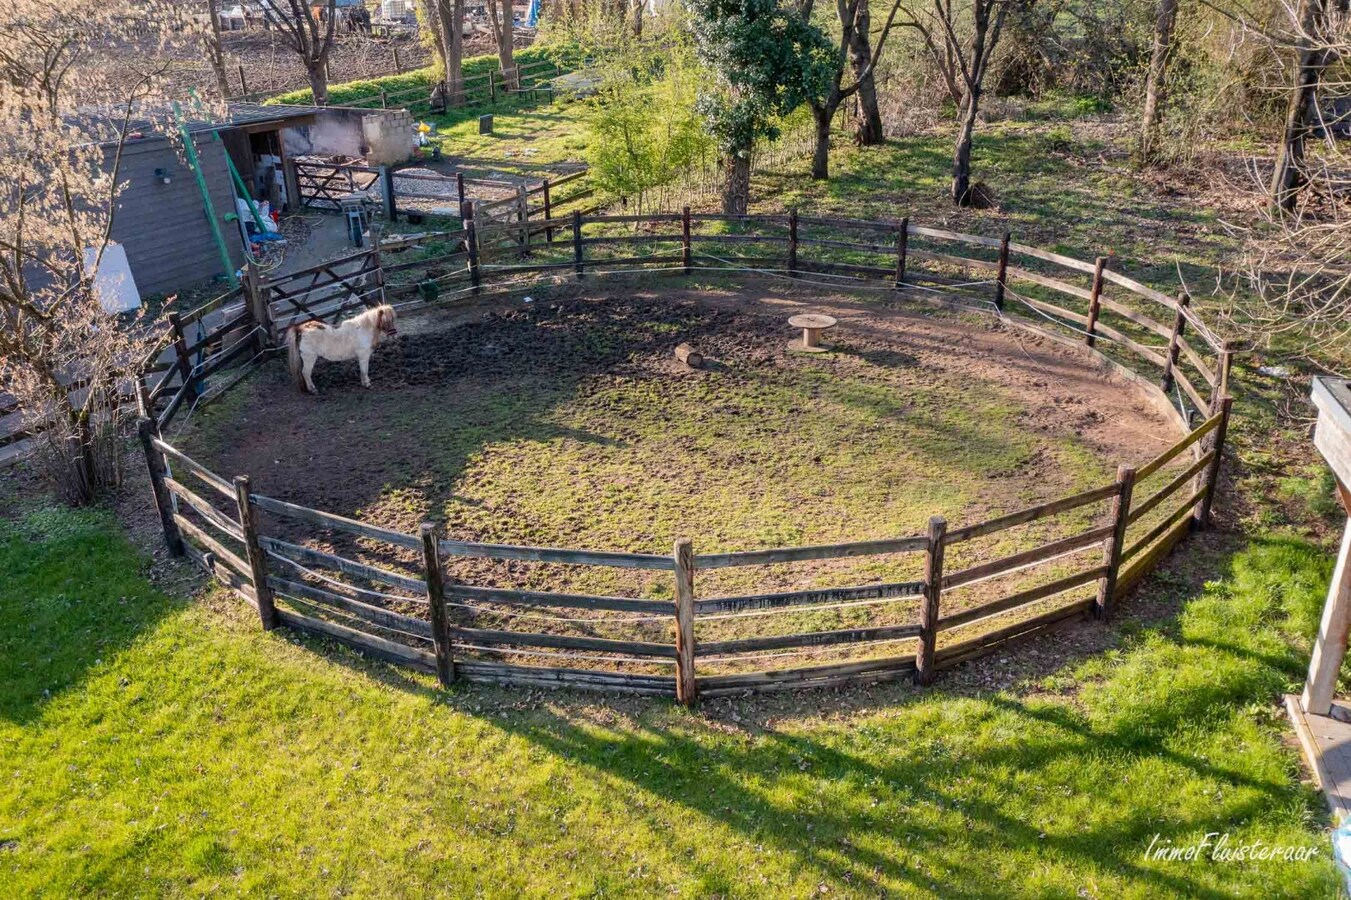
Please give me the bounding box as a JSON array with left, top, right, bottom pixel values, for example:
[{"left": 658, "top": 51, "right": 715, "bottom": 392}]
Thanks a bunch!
[
  {"left": 203, "top": 0, "right": 234, "bottom": 100},
  {"left": 1270, "top": 0, "right": 1344, "bottom": 210},
  {"left": 1138, "top": 0, "right": 1180, "bottom": 164},
  {"left": 900, "top": 0, "right": 1012, "bottom": 204},
  {"left": 488, "top": 0, "right": 517, "bottom": 90},
  {"left": 805, "top": 0, "right": 904, "bottom": 179},
  {"left": 849, "top": 0, "right": 887, "bottom": 144},
  {"left": 257, "top": 0, "right": 338, "bottom": 105},
  {"left": 420, "top": 0, "right": 466, "bottom": 101},
  {"left": 0, "top": 0, "right": 192, "bottom": 503}
]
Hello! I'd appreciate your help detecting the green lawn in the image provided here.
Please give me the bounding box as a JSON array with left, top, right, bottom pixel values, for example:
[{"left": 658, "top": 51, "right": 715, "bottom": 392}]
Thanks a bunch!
[{"left": 0, "top": 505, "right": 1340, "bottom": 896}]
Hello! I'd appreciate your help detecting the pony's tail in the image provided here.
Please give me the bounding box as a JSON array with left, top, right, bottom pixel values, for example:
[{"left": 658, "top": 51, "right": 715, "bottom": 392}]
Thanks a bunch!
[{"left": 286, "top": 326, "right": 305, "bottom": 392}]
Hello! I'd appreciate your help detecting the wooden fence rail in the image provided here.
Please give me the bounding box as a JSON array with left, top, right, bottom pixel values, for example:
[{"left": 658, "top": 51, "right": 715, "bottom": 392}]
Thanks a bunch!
[{"left": 130, "top": 212, "right": 1237, "bottom": 703}]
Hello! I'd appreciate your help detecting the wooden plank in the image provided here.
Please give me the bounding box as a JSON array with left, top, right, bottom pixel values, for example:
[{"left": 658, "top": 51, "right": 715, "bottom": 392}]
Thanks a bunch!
[
  {"left": 1096, "top": 295, "right": 1174, "bottom": 341},
  {"left": 437, "top": 538, "right": 674, "bottom": 570},
  {"left": 938, "top": 566, "right": 1105, "bottom": 631},
  {"left": 251, "top": 494, "right": 420, "bottom": 550},
  {"left": 944, "top": 483, "right": 1120, "bottom": 544},
  {"left": 276, "top": 608, "right": 438, "bottom": 674},
  {"left": 451, "top": 626, "right": 677, "bottom": 658},
  {"left": 1174, "top": 367, "right": 1208, "bottom": 416},
  {"left": 448, "top": 584, "right": 668, "bottom": 613},
  {"left": 1018, "top": 295, "right": 1091, "bottom": 327},
  {"left": 453, "top": 661, "right": 676, "bottom": 696},
  {"left": 700, "top": 622, "right": 921, "bottom": 656},
  {"left": 942, "top": 524, "right": 1114, "bottom": 590},
  {"left": 907, "top": 248, "right": 1000, "bottom": 271},
  {"left": 173, "top": 513, "right": 250, "bottom": 579},
  {"left": 699, "top": 654, "right": 917, "bottom": 690},
  {"left": 1006, "top": 265, "right": 1093, "bottom": 301},
  {"left": 1121, "top": 489, "right": 1204, "bottom": 562},
  {"left": 693, "top": 580, "right": 923, "bottom": 614},
  {"left": 164, "top": 476, "right": 243, "bottom": 542},
  {"left": 1177, "top": 336, "right": 1217, "bottom": 386},
  {"left": 1004, "top": 241, "right": 1098, "bottom": 275},
  {"left": 909, "top": 225, "right": 1005, "bottom": 249},
  {"left": 1091, "top": 321, "right": 1170, "bottom": 369},
  {"left": 696, "top": 536, "right": 927, "bottom": 569},
  {"left": 260, "top": 535, "right": 427, "bottom": 594},
  {"left": 1135, "top": 410, "right": 1223, "bottom": 479},
  {"left": 269, "top": 575, "right": 433, "bottom": 639},
  {"left": 1128, "top": 450, "right": 1214, "bottom": 524},
  {"left": 183, "top": 540, "right": 256, "bottom": 607},
  {"left": 151, "top": 438, "right": 234, "bottom": 497},
  {"left": 1115, "top": 508, "right": 1195, "bottom": 596},
  {"left": 935, "top": 598, "right": 1093, "bottom": 669}
]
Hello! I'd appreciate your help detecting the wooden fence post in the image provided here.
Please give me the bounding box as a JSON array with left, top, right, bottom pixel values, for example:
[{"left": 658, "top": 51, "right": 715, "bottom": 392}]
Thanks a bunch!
[
  {"left": 1210, "top": 341, "right": 1234, "bottom": 415},
  {"left": 1095, "top": 465, "right": 1135, "bottom": 618},
  {"left": 393, "top": 47, "right": 402, "bottom": 73},
  {"left": 787, "top": 208, "right": 799, "bottom": 277},
  {"left": 380, "top": 165, "right": 397, "bottom": 222},
  {"left": 1085, "top": 255, "right": 1107, "bottom": 348},
  {"left": 1195, "top": 396, "right": 1232, "bottom": 528},
  {"left": 465, "top": 219, "right": 481, "bottom": 294},
  {"left": 138, "top": 418, "right": 183, "bottom": 556},
  {"left": 994, "top": 231, "right": 1011, "bottom": 310},
  {"left": 421, "top": 523, "right": 456, "bottom": 686},
  {"left": 455, "top": 172, "right": 466, "bottom": 215},
  {"left": 895, "top": 216, "right": 909, "bottom": 288},
  {"left": 572, "top": 210, "right": 585, "bottom": 277},
  {"left": 916, "top": 516, "right": 946, "bottom": 686},
  {"left": 673, "top": 538, "right": 697, "bottom": 705},
  {"left": 542, "top": 179, "right": 553, "bottom": 243},
  {"left": 167, "top": 311, "right": 197, "bottom": 399},
  {"left": 233, "top": 475, "right": 278, "bottom": 630},
  {"left": 488, "top": 70, "right": 496, "bottom": 104},
  {"left": 516, "top": 184, "right": 530, "bottom": 253},
  {"left": 682, "top": 206, "right": 692, "bottom": 275},
  {"left": 246, "top": 261, "right": 274, "bottom": 351},
  {"left": 1161, "top": 293, "right": 1190, "bottom": 394},
  {"left": 238, "top": 64, "right": 248, "bottom": 97}
]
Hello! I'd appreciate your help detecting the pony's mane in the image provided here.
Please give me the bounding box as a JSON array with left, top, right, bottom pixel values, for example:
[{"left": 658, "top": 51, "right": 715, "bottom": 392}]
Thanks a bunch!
[{"left": 345, "top": 304, "right": 394, "bottom": 328}]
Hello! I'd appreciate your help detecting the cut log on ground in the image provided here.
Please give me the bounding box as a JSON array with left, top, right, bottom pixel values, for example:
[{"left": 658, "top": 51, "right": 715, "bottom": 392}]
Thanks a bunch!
[{"left": 675, "top": 343, "right": 703, "bottom": 368}]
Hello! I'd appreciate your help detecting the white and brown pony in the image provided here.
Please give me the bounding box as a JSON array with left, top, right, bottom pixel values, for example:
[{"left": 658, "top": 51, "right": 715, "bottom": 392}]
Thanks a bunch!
[{"left": 286, "top": 304, "right": 398, "bottom": 394}]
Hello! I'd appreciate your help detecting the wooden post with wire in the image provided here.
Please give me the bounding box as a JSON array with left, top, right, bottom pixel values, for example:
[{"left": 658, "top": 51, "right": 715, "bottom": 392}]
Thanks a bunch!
[
  {"left": 994, "top": 231, "right": 1011, "bottom": 311},
  {"left": 542, "top": 179, "right": 553, "bottom": 243},
  {"left": 573, "top": 210, "right": 585, "bottom": 278},
  {"left": 421, "top": 523, "right": 455, "bottom": 686},
  {"left": 1161, "top": 293, "right": 1190, "bottom": 394},
  {"left": 167, "top": 312, "right": 197, "bottom": 400},
  {"left": 787, "top": 209, "right": 799, "bottom": 277},
  {"left": 1096, "top": 465, "right": 1135, "bottom": 619},
  {"left": 1085, "top": 256, "right": 1107, "bottom": 348},
  {"left": 1196, "top": 397, "right": 1232, "bottom": 528},
  {"left": 682, "top": 206, "right": 692, "bottom": 275},
  {"left": 895, "top": 217, "right": 909, "bottom": 288},
  {"left": 465, "top": 219, "right": 481, "bottom": 294},
  {"left": 233, "top": 475, "right": 277, "bottom": 630},
  {"left": 916, "top": 516, "right": 946, "bottom": 685},
  {"left": 673, "top": 539, "right": 697, "bottom": 705},
  {"left": 138, "top": 417, "right": 183, "bottom": 557}
]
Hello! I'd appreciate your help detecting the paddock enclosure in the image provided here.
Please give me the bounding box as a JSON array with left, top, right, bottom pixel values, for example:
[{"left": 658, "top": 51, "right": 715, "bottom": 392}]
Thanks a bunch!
[{"left": 134, "top": 211, "right": 1235, "bottom": 702}]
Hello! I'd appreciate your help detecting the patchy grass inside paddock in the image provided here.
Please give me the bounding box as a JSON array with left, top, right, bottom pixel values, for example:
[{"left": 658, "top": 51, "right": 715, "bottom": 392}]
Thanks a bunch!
[
  {"left": 0, "top": 505, "right": 1339, "bottom": 896},
  {"left": 174, "top": 285, "right": 1183, "bottom": 669}
]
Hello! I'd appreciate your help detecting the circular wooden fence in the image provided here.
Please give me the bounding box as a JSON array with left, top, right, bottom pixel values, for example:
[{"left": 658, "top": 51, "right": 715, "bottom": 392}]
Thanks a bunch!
[{"left": 134, "top": 211, "right": 1235, "bottom": 702}]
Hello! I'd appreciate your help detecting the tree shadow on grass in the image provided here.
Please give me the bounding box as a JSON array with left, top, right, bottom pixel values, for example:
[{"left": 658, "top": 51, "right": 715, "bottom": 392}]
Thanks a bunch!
[{"left": 0, "top": 509, "right": 186, "bottom": 725}]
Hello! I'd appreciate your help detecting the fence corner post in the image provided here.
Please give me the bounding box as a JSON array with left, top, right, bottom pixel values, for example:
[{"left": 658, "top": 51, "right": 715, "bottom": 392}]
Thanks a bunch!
[
  {"left": 1161, "top": 292, "right": 1190, "bottom": 393},
  {"left": 1196, "top": 396, "right": 1232, "bottom": 529},
  {"left": 682, "top": 206, "right": 692, "bottom": 275},
  {"left": 138, "top": 417, "right": 183, "bottom": 557},
  {"left": 167, "top": 311, "right": 198, "bottom": 399},
  {"left": 233, "top": 474, "right": 277, "bottom": 631},
  {"left": 1086, "top": 255, "right": 1107, "bottom": 348},
  {"left": 421, "top": 522, "right": 456, "bottom": 686},
  {"left": 895, "top": 216, "right": 909, "bottom": 288},
  {"left": 1096, "top": 465, "right": 1136, "bottom": 619},
  {"left": 572, "top": 210, "right": 585, "bottom": 278},
  {"left": 916, "top": 515, "right": 946, "bottom": 686},
  {"left": 673, "top": 538, "right": 697, "bottom": 705},
  {"left": 994, "top": 231, "right": 1011, "bottom": 311},
  {"left": 245, "top": 260, "right": 274, "bottom": 351},
  {"left": 1210, "top": 341, "right": 1234, "bottom": 415}
]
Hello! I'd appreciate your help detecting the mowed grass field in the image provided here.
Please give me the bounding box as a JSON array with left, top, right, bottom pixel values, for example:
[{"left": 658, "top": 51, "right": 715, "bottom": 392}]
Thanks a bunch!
[{"left": 0, "top": 505, "right": 1340, "bottom": 896}]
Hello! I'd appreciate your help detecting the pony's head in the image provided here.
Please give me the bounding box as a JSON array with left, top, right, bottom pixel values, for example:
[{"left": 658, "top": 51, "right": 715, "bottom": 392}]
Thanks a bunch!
[{"left": 375, "top": 305, "right": 398, "bottom": 339}]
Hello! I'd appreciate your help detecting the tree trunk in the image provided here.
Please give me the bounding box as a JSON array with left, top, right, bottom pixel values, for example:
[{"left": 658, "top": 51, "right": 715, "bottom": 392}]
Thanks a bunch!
[
  {"left": 1138, "top": 0, "right": 1180, "bottom": 163},
  {"left": 811, "top": 103, "right": 834, "bottom": 179},
  {"left": 1271, "top": 0, "right": 1331, "bottom": 211},
  {"left": 632, "top": 0, "right": 644, "bottom": 37},
  {"left": 722, "top": 153, "right": 751, "bottom": 215},
  {"left": 494, "top": 0, "right": 517, "bottom": 89},
  {"left": 847, "top": 0, "right": 884, "bottom": 145},
  {"left": 309, "top": 64, "right": 329, "bottom": 106},
  {"left": 204, "top": 0, "right": 232, "bottom": 100},
  {"left": 952, "top": 94, "right": 979, "bottom": 205}
]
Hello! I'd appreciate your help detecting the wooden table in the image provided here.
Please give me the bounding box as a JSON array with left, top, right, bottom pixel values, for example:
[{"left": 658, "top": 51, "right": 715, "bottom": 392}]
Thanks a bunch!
[{"left": 788, "top": 313, "right": 838, "bottom": 352}]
